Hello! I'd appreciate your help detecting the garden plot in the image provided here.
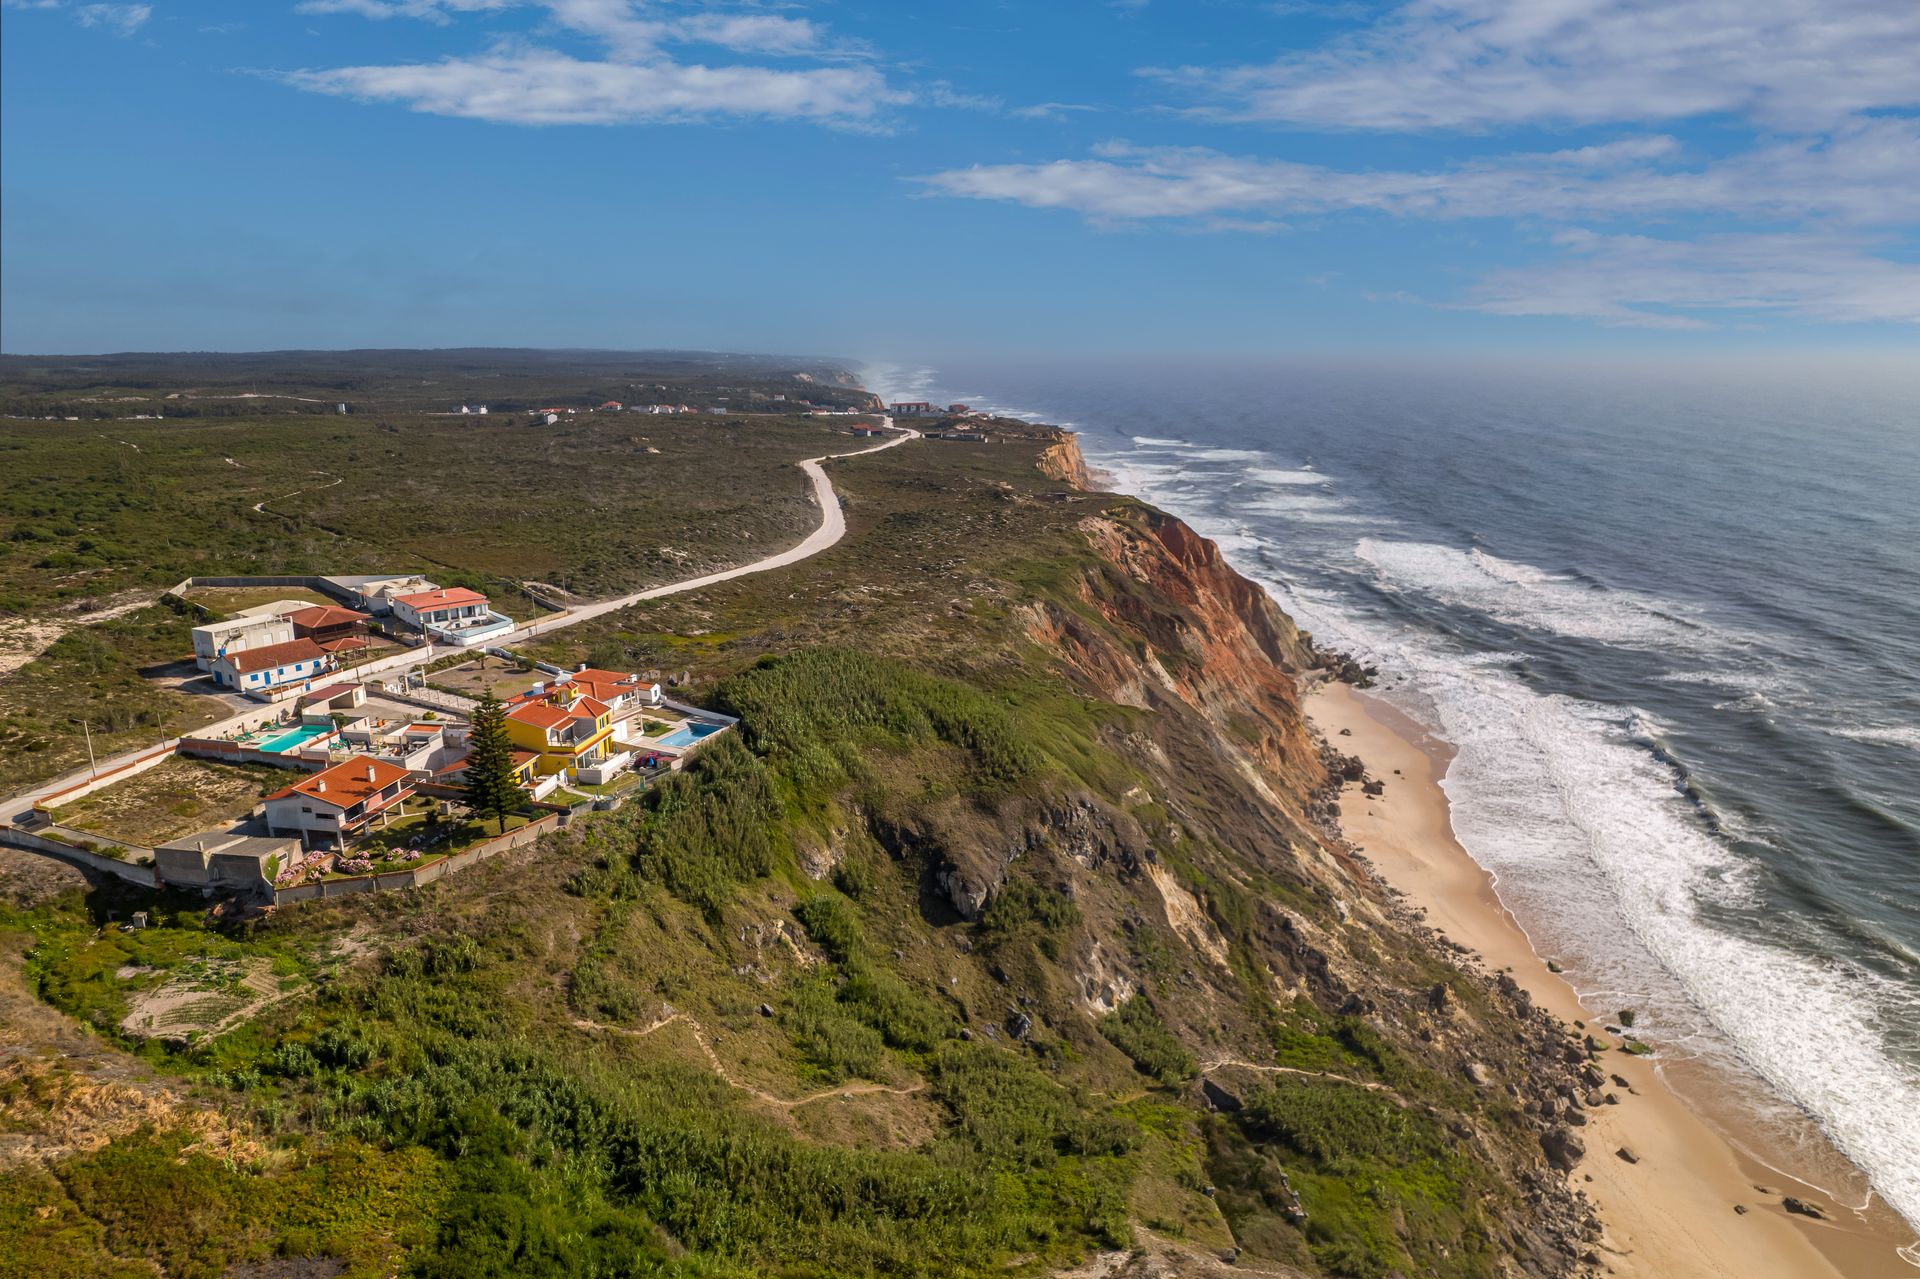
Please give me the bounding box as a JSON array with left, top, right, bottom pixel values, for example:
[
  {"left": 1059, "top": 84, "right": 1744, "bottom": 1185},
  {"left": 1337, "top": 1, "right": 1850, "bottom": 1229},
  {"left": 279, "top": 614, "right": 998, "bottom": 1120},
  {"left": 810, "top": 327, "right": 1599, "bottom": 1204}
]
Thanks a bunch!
[{"left": 120, "top": 955, "right": 293, "bottom": 1041}]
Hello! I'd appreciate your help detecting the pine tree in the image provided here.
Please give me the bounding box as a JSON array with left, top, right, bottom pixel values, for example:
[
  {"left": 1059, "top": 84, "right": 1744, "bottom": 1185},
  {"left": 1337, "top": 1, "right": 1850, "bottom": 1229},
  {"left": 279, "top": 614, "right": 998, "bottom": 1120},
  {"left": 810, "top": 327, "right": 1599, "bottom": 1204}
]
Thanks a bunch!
[{"left": 463, "top": 688, "right": 529, "bottom": 834}]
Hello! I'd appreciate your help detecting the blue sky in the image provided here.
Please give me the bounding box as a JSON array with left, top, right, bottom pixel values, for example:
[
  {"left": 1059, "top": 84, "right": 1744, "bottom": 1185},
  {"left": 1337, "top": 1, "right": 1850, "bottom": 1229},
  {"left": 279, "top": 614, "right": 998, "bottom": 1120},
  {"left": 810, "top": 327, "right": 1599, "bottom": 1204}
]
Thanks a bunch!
[{"left": 2, "top": 0, "right": 1917, "bottom": 355}]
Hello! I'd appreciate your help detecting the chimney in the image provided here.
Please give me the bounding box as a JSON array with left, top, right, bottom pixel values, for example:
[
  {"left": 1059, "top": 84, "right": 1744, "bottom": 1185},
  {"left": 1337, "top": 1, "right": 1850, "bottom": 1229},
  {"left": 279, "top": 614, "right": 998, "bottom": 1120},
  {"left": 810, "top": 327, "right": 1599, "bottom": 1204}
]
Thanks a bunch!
[
  {"left": 366, "top": 765, "right": 376, "bottom": 781},
  {"left": 315, "top": 780, "right": 326, "bottom": 792}
]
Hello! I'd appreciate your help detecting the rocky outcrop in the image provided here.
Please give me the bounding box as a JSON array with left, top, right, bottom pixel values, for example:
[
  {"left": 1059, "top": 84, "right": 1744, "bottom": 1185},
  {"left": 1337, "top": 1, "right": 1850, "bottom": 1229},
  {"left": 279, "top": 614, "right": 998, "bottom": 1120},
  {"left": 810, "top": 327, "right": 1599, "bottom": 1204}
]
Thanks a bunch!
[{"left": 1037, "top": 432, "right": 1096, "bottom": 489}]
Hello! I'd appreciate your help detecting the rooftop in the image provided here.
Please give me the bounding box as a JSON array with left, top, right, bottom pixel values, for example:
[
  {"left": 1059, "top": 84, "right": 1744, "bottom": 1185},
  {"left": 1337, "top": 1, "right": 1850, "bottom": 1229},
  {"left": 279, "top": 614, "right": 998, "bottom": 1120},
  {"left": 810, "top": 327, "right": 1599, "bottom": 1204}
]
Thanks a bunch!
[
  {"left": 268, "top": 756, "right": 412, "bottom": 809},
  {"left": 221, "top": 637, "right": 330, "bottom": 674},
  {"left": 392, "top": 586, "right": 489, "bottom": 610},
  {"left": 286, "top": 604, "right": 369, "bottom": 629}
]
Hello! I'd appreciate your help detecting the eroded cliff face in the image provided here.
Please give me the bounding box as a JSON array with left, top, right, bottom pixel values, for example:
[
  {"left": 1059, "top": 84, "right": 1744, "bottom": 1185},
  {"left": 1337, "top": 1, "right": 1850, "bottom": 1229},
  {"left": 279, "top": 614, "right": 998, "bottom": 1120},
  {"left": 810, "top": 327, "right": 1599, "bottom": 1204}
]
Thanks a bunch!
[{"left": 991, "top": 428, "right": 1601, "bottom": 1278}]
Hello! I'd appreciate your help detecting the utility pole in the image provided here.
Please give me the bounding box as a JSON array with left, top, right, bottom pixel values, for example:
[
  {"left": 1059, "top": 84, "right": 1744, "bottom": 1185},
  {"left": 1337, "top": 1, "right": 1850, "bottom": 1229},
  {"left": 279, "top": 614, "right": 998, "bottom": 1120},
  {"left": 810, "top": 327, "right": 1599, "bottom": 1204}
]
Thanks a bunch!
[{"left": 83, "top": 719, "right": 98, "bottom": 779}]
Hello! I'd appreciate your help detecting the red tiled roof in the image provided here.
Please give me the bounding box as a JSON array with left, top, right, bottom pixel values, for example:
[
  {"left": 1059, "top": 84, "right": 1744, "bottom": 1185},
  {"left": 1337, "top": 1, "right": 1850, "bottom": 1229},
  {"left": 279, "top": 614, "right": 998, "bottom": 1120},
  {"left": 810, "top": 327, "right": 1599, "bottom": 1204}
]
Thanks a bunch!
[
  {"left": 267, "top": 756, "right": 411, "bottom": 809},
  {"left": 315, "top": 636, "right": 370, "bottom": 654},
  {"left": 507, "top": 701, "right": 572, "bottom": 730},
  {"left": 393, "top": 586, "right": 488, "bottom": 610},
  {"left": 286, "top": 605, "right": 368, "bottom": 630},
  {"left": 222, "top": 637, "right": 329, "bottom": 674}
]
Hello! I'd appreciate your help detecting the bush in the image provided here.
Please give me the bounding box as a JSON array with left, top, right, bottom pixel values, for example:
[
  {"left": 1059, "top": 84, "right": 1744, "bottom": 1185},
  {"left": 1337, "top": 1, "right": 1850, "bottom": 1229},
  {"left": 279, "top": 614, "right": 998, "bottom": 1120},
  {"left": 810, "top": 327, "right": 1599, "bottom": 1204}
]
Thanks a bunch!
[
  {"left": 977, "top": 878, "right": 1080, "bottom": 959},
  {"left": 1098, "top": 996, "right": 1196, "bottom": 1085}
]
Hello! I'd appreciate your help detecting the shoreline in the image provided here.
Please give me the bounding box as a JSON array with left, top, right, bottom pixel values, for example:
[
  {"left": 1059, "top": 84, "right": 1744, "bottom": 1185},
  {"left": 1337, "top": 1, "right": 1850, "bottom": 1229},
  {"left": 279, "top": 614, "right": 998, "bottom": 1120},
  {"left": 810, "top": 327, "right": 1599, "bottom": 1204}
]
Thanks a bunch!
[{"left": 1308, "top": 680, "right": 1918, "bottom": 1279}]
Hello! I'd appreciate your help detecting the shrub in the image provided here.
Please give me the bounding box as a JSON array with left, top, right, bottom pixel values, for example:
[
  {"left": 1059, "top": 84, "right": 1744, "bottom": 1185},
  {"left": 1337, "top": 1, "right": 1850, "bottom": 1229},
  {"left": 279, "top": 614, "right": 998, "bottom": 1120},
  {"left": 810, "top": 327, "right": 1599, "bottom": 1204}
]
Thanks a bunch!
[{"left": 1098, "top": 996, "right": 1196, "bottom": 1085}]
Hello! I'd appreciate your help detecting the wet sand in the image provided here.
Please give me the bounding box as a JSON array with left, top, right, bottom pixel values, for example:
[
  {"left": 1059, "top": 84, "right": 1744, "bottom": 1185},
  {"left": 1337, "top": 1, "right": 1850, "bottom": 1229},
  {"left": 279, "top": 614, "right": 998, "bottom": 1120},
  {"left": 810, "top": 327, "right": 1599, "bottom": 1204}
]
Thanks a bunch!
[{"left": 1309, "top": 681, "right": 1918, "bottom": 1279}]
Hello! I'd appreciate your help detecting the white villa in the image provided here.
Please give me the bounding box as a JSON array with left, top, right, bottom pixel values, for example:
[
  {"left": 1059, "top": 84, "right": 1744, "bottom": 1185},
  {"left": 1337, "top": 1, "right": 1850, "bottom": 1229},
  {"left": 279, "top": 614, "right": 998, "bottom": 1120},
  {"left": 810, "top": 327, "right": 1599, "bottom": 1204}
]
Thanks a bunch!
[
  {"left": 190, "top": 598, "right": 315, "bottom": 672},
  {"left": 388, "top": 586, "right": 515, "bottom": 647}
]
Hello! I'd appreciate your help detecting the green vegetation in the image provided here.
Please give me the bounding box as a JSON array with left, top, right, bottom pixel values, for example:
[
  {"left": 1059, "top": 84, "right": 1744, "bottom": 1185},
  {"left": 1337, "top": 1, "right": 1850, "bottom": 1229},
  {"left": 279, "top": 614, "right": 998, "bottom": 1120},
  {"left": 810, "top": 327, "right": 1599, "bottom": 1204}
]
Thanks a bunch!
[
  {"left": 1098, "top": 994, "right": 1197, "bottom": 1085},
  {"left": 1211, "top": 1079, "right": 1496, "bottom": 1279},
  {"left": 461, "top": 689, "right": 530, "bottom": 835}
]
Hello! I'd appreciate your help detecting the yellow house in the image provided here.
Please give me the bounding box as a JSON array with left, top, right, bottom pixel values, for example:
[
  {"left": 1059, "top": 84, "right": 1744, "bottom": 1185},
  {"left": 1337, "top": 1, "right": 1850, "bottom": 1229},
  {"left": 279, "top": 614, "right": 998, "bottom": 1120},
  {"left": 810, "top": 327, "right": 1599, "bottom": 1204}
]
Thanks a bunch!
[{"left": 502, "top": 687, "right": 617, "bottom": 777}]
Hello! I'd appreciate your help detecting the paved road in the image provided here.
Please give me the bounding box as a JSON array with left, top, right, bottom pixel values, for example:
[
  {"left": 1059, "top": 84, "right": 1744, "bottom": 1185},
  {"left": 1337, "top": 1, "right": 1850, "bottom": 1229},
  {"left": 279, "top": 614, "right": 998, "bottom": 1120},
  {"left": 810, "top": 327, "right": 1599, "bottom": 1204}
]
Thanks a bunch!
[{"left": 0, "top": 422, "right": 918, "bottom": 825}]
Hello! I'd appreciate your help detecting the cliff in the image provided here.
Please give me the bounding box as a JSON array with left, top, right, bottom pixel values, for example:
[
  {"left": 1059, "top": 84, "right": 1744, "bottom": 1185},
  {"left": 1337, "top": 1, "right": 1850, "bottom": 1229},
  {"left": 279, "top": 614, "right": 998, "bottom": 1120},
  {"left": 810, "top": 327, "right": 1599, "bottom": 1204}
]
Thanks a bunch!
[{"left": 0, "top": 416, "right": 1602, "bottom": 1279}]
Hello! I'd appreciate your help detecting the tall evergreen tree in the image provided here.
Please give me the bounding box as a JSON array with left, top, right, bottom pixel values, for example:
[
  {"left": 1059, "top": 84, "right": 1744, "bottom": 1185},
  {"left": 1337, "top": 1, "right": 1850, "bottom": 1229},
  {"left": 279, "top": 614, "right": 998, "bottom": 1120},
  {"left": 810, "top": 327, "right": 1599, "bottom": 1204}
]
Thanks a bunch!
[{"left": 463, "top": 688, "right": 528, "bottom": 834}]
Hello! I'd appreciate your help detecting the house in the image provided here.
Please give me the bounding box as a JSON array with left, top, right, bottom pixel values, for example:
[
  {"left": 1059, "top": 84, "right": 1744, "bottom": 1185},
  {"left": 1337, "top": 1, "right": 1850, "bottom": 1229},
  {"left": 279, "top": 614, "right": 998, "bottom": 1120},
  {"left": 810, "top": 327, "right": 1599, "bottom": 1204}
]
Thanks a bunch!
[
  {"left": 554, "top": 667, "right": 663, "bottom": 716},
  {"left": 286, "top": 604, "right": 370, "bottom": 655},
  {"left": 263, "top": 756, "right": 415, "bottom": 848},
  {"left": 155, "top": 828, "right": 300, "bottom": 898},
  {"left": 503, "top": 686, "right": 620, "bottom": 778},
  {"left": 459, "top": 404, "right": 489, "bottom": 415},
  {"left": 191, "top": 606, "right": 302, "bottom": 672},
  {"left": 210, "top": 637, "right": 336, "bottom": 698},
  {"left": 889, "top": 401, "right": 937, "bottom": 416},
  {"left": 599, "top": 400, "right": 624, "bottom": 411},
  {"left": 948, "top": 404, "right": 971, "bottom": 414},
  {"left": 388, "top": 586, "right": 515, "bottom": 646},
  {"left": 323, "top": 574, "right": 439, "bottom": 615}
]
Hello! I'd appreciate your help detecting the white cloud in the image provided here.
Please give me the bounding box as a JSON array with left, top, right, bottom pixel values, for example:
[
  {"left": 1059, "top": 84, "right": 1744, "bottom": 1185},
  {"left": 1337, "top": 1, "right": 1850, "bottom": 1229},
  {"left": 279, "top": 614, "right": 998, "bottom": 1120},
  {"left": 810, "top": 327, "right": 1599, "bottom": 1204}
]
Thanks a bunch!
[
  {"left": 919, "top": 120, "right": 1920, "bottom": 228},
  {"left": 287, "top": 2, "right": 900, "bottom": 127},
  {"left": 1153, "top": 0, "right": 1920, "bottom": 130},
  {"left": 1461, "top": 230, "right": 1920, "bottom": 327},
  {"left": 289, "top": 47, "right": 898, "bottom": 125},
  {"left": 12, "top": 1, "right": 154, "bottom": 36}
]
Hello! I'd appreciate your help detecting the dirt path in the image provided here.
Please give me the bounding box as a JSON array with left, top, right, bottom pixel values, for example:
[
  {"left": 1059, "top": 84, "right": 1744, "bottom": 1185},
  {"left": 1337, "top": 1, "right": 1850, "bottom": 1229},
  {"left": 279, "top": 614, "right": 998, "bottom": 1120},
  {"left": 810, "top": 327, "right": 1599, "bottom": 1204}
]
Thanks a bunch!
[
  {"left": 252, "top": 472, "right": 343, "bottom": 515},
  {"left": 572, "top": 1012, "right": 926, "bottom": 1109},
  {"left": 1197, "top": 1056, "right": 1402, "bottom": 1098}
]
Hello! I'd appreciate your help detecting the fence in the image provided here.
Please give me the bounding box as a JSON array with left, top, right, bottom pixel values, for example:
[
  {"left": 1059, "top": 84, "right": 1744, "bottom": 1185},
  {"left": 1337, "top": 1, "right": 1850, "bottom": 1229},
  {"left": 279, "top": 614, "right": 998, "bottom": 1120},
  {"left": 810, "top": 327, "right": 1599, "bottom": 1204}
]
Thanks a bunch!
[
  {"left": 270, "top": 810, "right": 566, "bottom": 904},
  {"left": 27, "top": 742, "right": 178, "bottom": 812},
  {"left": 0, "top": 826, "right": 161, "bottom": 888}
]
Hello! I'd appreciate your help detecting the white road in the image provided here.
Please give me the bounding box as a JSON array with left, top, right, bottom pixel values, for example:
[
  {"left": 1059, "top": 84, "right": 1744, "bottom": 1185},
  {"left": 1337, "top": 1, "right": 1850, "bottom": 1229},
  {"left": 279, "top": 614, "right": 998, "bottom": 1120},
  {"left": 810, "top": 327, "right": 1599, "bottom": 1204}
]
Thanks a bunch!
[
  {"left": 1, "top": 421, "right": 918, "bottom": 824},
  {"left": 511, "top": 420, "right": 917, "bottom": 637}
]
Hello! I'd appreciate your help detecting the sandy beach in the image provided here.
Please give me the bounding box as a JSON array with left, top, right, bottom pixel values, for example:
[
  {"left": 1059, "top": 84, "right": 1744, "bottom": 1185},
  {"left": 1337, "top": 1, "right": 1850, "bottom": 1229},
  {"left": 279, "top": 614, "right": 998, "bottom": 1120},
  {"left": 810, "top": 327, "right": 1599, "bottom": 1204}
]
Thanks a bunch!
[{"left": 1309, "top": 681, "right": 1919, "bottom": 1279}]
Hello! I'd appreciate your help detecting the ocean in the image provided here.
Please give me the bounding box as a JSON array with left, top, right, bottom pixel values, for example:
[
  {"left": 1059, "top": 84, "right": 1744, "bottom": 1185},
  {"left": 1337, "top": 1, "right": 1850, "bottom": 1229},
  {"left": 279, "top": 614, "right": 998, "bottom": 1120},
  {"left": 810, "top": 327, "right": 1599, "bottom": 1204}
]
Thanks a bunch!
[{"left": 864, "top": 354, "right": 1920, "bottom": 1235}]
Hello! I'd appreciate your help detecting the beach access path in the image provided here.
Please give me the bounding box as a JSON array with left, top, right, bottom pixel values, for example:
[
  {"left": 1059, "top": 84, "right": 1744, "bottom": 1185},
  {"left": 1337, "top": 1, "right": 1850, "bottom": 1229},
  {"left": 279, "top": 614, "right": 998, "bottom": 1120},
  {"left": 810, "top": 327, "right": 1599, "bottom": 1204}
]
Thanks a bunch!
[{"left": 0, "top": 422, "right": 919, "bottom": 826}]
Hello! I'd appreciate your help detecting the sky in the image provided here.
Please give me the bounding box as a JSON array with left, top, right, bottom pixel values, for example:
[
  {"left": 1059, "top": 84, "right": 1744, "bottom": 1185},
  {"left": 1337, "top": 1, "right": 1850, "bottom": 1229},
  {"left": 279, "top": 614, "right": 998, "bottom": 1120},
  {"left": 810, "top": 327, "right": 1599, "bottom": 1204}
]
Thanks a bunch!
[{"left": 2, "top": 0, "right": 1917, "bottom": 356}]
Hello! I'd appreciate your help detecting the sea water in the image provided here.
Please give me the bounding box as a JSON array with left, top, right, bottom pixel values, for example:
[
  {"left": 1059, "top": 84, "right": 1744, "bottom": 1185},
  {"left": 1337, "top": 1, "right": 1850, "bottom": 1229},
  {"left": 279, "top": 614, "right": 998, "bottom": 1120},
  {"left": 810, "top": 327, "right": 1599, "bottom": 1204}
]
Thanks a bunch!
[{"left": 865, "top": 354, "right": 1920, "bottom": 1234}]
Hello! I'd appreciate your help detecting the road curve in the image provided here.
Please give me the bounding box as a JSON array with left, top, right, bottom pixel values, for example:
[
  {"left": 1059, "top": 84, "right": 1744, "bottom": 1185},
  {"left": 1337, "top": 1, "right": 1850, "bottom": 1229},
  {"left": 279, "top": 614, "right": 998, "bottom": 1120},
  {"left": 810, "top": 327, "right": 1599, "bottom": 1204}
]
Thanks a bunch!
[
  {"left": 513, "top": 420, "right": 917, "bottom": 637},
  {"left": 0, "top": 421, "right": 919, "bottom": 822}
]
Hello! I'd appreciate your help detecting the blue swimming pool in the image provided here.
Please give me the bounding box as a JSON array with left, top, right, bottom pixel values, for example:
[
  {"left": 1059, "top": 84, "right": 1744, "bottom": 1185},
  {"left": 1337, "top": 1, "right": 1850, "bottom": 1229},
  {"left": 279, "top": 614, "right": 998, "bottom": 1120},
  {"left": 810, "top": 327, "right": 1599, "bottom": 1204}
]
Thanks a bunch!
[
  {"left": 656, "top": 722, "right": 725, "bottom": 749},
  {"left": 260, "top": 723, "right": 334, "bottom": 753}
]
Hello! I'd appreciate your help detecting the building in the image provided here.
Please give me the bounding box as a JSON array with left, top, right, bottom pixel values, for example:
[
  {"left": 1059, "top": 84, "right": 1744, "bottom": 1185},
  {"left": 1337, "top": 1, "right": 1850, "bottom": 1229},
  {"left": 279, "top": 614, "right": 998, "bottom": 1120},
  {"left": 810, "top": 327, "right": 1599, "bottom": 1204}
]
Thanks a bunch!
[
  {"left": 263, "top": 756, "right": 415, "bottom": 848},
  {"left": 599, "top": 400, "right": 623, "bottom": 411},
  {"left": 209, "top": 637, "right": 336, "bottom": 698},
  {"left": 503, "top": 686, "right": 621, "bottom": 778},
  {"left": 322, "top": 574, "right": 439, "bottom": 615},
  {"left": 189, "top": 599, "right": 315, "bottom": 672},
  {"left": 948, "top": 403, "right": 971, "bottom": 414},
  {"left": 889, "top": 401, "right": 938, "bottom": 416},
  {"left": 388, "top": 586, "right": 515, "bottom": 646},
  {"left": 285, "top": 604, "right": 371, "bottom": 655},
  {"left": 155, "top": 828, "right": 299, "bottom": 898},
  {"left": 459, "top": 404, "right": 489, "bottom": 415},
  {"left": 554, "top": 667, "right": 663, "bottom": 716}
]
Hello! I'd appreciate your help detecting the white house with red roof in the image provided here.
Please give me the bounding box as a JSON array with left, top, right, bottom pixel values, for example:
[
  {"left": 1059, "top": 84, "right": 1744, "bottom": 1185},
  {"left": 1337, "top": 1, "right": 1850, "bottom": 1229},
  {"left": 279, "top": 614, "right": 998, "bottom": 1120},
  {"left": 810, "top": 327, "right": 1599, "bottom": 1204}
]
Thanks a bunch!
[
  {"left": 263, "top": 756, "right": 415, "bottom": 848},
  {"left": 554, "top": 667, "right": 663, "bottom": 716},
  {"left": 389, "top": 586, "right": 515, "bottom": 647},
  {"left": 209, "top": 637, "right": 337, "bottom": 699}
]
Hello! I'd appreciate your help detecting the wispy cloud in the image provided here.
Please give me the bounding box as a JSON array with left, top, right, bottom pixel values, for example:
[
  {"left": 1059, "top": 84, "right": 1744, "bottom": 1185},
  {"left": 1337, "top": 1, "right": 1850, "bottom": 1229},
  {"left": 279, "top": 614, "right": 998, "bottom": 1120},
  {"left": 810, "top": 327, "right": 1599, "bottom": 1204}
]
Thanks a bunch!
[
  {"left": 1150, "top": 0, "right": 1920, "bottom": 130},
  {"left": 5, "top": 0, "right": 152, "bottom": 36},
  {"left": 290, "top": 46, "right": 898, "bottom": 125},
  {"left": 919, "top": 120, "right": 1920, "bottom": 228},
  {"left": 287, "top": 1, "right": 901, "bottom": 127}
]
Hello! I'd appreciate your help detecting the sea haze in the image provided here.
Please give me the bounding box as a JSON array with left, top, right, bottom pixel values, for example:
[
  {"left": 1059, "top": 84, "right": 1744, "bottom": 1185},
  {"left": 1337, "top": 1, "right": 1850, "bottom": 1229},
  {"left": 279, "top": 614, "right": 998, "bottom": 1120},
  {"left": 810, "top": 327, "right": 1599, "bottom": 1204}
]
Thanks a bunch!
[{"left": 865, "top": 353, "right": 1920, "bottom": 1234}]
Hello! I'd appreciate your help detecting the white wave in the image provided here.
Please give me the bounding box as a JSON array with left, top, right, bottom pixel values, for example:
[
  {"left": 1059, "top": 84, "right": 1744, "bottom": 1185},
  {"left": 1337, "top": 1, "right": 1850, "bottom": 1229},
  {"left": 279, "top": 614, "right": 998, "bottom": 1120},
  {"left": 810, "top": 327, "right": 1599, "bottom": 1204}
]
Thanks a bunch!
[
  {"left": 1132, "top": 435, "right": 1194, "bottom": 448},
  {"left": 1828, "top": 724, "right": 1920, "bottom": 750},
  {"left": 1193, "top": 447, "right": 1269, "bottom": 462},
  {"left": 1247, "top": 467, "right": 1328, "bottom": 485},
  {"left": 1355, "top": 539, "right": 1720, "bottom": 650}
]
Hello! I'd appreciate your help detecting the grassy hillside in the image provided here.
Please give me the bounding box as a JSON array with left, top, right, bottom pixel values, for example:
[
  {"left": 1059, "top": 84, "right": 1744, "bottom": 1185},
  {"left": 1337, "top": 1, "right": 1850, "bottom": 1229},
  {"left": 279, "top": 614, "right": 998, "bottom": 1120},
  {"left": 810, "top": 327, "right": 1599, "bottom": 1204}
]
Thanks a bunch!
[{"left": 0, "top": 392, "right": 1597, "bottom": 1278}]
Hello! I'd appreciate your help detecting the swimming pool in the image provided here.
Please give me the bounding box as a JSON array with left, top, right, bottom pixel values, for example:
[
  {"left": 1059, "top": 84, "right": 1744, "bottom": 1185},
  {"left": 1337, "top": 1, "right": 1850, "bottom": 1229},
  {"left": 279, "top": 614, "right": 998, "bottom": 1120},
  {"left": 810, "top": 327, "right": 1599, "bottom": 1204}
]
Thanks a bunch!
[
  {"left": 260, "top": 723, "right": 335, "bottom": 753},
  {"left": 656, "top": 722, "right": 725, "bottom": 749}
]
